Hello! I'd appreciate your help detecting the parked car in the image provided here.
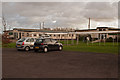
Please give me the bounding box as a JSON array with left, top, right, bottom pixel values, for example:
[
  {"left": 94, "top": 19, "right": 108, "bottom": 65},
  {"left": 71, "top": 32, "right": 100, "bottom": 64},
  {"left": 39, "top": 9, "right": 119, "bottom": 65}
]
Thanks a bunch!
[
  {"left": 16, "top": 37, "right": 36, "bottom": 51},
  {"left": 34, "top": 37, "right": 63, "bottom": 53}
]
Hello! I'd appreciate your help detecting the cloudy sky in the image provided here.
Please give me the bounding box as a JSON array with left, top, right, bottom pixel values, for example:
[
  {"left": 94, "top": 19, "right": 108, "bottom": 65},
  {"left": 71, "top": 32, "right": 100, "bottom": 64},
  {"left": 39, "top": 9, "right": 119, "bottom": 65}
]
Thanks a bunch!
[{"left": 1, "top": 1, "right": 118, "bottom": 31}]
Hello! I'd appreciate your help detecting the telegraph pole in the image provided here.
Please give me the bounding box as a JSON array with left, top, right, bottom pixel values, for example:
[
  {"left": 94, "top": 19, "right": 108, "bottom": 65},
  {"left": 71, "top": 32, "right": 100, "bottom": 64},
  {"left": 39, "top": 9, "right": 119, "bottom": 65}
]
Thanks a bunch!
[
  {"left": 40, "top": 22, "right": 41, "bottom": 29},
  {"left": 43, "top": 22, "right": 45, "bottom": 29},
  {"left": 88, "top": 18, "right": 90, "bottom": 30}
]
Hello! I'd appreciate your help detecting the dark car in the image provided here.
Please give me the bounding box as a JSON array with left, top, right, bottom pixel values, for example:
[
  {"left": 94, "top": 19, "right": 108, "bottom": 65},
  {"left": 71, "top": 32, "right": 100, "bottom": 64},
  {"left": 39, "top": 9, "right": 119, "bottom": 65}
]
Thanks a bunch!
[{"left": 34, "top": 37, "right": 63, "bottom": 53}]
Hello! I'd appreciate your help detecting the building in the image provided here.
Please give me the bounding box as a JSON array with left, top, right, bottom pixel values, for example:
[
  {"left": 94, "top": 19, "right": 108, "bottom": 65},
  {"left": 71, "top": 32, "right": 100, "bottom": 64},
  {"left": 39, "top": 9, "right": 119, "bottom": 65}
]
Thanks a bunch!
[
  {"left": 4, "top": 28, "right": 76, "bottom": 40},
  {"left": 4, "top": 27, "right": 120, "bottom": 42},
  {"left": 75, "top": 27, "right": 120, "bottom": 40}
]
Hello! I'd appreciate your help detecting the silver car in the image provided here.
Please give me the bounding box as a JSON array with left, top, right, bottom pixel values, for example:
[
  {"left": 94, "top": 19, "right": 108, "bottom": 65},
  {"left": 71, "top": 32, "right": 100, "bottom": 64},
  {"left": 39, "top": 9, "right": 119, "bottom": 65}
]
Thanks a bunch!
[{"left": 16, "top": 37, "right": 36, "bottom": 51}]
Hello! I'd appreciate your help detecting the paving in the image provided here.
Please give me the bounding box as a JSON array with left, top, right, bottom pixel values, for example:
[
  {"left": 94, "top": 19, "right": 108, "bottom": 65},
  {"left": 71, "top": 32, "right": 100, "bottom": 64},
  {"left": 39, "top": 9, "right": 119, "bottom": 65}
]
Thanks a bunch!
[{"left": 2, "top": 48, "right": 118, "bottom": 78}]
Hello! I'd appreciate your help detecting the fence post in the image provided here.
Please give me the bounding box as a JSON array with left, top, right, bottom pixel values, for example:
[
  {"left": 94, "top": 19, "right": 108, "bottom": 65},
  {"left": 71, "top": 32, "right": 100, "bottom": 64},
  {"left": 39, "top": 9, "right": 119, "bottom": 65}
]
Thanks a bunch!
[
  {"left": 117, "top": 33, "right": 118, "bottom": 45},
  {"left": 76, "top": 34, "right": 79, "bottom": 45},
  {"left": 64, "top": 34, "right": 66, "bottom": 45},
  {"left": 113, "top": 35, "right": 114, "bottom": 46},
  {"left": 87, "top": 36, "right": 89, "bottom": 46},
  {"left": 59, "top": 34, "right": 60, "bottom": 42},
  {"left": 72, "top": 34, "right": 74, "bottom": 45},
  {"left": 104, "top": 34, "right": 105, "bottom": 46},
  {"left": 99, "top": 34, "right": 101, "bottom": 46},
  {"left": 91, "top": 34, "right": 93, "bottom": 46},
  {"left": 67, "top": 33, "right": 69, "bottom": 45}
]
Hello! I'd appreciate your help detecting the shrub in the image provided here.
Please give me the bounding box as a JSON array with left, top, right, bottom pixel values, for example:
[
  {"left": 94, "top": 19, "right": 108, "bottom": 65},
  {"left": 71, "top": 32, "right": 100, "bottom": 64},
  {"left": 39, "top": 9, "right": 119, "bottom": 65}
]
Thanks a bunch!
[
  {"left": 106, "top": 37, "right": 113, "bottom": 42},
  {"left": 2, "top": 33, "right": 11, "bottom": 45}
]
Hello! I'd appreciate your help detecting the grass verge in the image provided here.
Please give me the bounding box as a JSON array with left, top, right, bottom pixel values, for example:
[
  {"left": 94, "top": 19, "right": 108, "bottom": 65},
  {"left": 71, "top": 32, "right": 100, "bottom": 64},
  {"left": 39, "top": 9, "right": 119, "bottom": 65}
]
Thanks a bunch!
[
  {"left": 2, "top": 41, "right": 119, "bottom": 54},
  {"left": 2, "top": 43, "right": 16, "bottom": 48}
]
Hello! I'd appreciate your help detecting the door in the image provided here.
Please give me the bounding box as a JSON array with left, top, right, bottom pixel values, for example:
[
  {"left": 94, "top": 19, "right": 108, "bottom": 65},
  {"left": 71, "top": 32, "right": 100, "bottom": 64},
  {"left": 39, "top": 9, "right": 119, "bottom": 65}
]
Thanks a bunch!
[
  {"left": 44, "top": 38, "right": 53, "bottom": 50},
  {"left": 25, "top": 38, "right": 31, "bottom": 46},
  {"left": 19, "top": 33, "right": 21, "bottom": 39},
  {"left": 51, "top": 39, "right": 59, "bottom": 50},
  {"left": 30, "top": 38, "right": 35, "bottom": 49}
]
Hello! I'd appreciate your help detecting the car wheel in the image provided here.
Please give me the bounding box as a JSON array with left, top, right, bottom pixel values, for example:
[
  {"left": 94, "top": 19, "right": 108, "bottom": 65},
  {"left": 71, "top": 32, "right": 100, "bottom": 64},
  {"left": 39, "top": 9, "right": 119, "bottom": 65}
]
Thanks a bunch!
[
  {"left": 43, "top": 47, "right": 48, "bottom": 53},
  {"left": 59, "top": 46, "right": 63, "bottom": 51},
  {"left": 25, "top": 46, "right": 30, "bottom": 51}
]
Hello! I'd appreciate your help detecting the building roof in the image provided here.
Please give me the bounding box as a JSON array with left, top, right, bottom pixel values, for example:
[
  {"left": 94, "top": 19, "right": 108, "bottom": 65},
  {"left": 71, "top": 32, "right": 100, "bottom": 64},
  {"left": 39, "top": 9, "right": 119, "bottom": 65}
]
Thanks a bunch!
[
  {"left": 75, "top": 27, "right": 120, "bottom": 32},
  {"left": 97, "top": 27, "right": 120, "bottom": 30},
  {"left": 96, "top": 27, "right": 109, "bottom": 28},
  {"left": 75, "top": 29, "right": 96, "bottom": 32},
  {"left": 13, "top": 28, "right": 68, "bottom": 33},
  {"left": 71, "top": 31, "right": 120, "bottom": 34}
]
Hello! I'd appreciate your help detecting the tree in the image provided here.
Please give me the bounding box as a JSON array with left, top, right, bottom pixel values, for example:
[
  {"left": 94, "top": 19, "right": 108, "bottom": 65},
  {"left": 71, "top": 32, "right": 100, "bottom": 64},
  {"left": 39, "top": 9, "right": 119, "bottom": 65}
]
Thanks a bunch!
[{"left": 2, "top": 16, "right": 11, "bottom": 44}]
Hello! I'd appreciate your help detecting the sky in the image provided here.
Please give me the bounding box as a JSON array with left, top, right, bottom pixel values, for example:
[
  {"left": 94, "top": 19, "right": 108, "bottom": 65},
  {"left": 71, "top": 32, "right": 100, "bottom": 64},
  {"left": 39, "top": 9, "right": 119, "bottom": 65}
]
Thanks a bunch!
[{"left": 0, "top": 0, "right": 119, "bottom": 32}]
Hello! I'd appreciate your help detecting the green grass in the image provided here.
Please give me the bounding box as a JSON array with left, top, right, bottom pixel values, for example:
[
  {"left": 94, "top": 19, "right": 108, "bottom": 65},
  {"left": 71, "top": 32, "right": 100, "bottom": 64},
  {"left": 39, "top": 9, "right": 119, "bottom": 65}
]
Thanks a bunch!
[
  {"left": 59, "top": 40, "right": 118, "bottom": 54},
  {"left": 63, "top": 45, "right": 118, "bottom": 54},
  {"left": 0, "top": 41, "right": 2, "bottom": 48},
  {"left": 2, "top": 42, "right": 16, "bottom": 48},
  {"left": 2, "top": 40, "right": 119, "bottom": 54}
]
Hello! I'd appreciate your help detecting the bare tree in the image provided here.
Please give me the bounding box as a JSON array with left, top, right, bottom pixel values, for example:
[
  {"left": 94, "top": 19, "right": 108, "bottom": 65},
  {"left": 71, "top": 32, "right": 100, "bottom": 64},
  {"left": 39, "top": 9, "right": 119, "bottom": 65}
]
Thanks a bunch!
[
  {"left": 2, "top": 16, "right": 6, "bottom": 31},
  {"left": 2, "top": 16, "right": 10, "bottom": 44}
]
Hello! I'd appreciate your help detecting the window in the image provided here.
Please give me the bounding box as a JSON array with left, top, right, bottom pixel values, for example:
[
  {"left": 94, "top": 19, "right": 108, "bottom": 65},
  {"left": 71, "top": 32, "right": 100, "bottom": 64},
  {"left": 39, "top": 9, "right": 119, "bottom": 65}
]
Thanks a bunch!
[
  {"left": 22, "top": 33, "right": 24, "bottom": 36},
  {"left": 51, "top": 39, "right": 56, "bottom": 43},
  {"left": 30, "top": 38, "right": 34, "bottom": 42},
  {"left": 14, "top": 32, "right": 18, "bottom": 39},
  {"left": 69, "top": 34, "right": 71, "bottom": 37},
  {"left": 27, "top": 33, "right": 29, "bottom": 37},
  {"left": 54, "top": 35, "right": 56, "bottom": 37},
  {"left": 18, "top": 38, "right": 25, "bottom": 42},
  {"left": 105, "top": 34, "right": 107, "bottom": 38},
  {"left": 103, "top": 29, "right": 106, "bottom": 31},
  {"left": 99, "top": 29, "right": 102, "bottom": 31},
  {"left": 72, "top": 34, "right": 74, "bottom": 37},
  {"left": 26, "top": 39, "right": 30, "bottom": 42},
  {"left": 34, "top": 34, "right": 36, "bottom": 36},
  {"left": 36, "top": 39, "right": 43, "bottom": 43},
  {"left": 9, "top": 32, "right": 13, "bottom": 35},
  {"left": 39, "top": 34, "right": 41, "bottom": 36},
  {"left": 45, "top": 39, "right": 51, "bottom": 43},
  {"left": 34, "top": 38, "right": 37, "bottom": 40}
]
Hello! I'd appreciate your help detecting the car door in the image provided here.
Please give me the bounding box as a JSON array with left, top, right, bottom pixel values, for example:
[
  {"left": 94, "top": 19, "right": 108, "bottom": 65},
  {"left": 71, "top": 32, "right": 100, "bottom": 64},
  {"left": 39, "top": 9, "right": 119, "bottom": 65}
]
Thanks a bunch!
[
  {"left": 51, "top": 39, "right": 59, "bottom": 50},
  {"left": 30, "top": 38, "right": 35, "bottom": 49},
  {"left": 45, "top": 38, "right": 53, "bottom": 50},
  {"left": 25, "top": 38, "right": 31, "bottom": 46}
]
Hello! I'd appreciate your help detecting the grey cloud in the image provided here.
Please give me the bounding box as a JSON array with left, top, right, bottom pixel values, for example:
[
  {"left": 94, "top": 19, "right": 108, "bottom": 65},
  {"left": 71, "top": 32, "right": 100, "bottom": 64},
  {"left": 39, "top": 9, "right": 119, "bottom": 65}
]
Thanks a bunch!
[
  {"left": 2, "top": 2, "right": 118, "bottom": 30},
  {"left": 83, "top": 2, "right": 118, "bottom": 20}
]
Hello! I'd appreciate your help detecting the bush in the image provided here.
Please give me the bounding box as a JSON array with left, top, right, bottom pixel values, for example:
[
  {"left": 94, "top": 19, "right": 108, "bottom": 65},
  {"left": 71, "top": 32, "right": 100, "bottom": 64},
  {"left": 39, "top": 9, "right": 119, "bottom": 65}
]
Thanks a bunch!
[
  {"left": 106, "top": 37, "right": 113, "bottom": 42},
  {"left": 2, "top": 33, "right": 11, "bottom": 44}
]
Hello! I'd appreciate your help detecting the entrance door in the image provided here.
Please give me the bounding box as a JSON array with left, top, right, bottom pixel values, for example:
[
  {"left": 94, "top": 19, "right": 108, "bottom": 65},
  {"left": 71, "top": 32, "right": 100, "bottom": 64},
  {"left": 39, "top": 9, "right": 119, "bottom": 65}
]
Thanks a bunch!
[{"left": 19, "top": 33, "right": 21, "bottom": 39}]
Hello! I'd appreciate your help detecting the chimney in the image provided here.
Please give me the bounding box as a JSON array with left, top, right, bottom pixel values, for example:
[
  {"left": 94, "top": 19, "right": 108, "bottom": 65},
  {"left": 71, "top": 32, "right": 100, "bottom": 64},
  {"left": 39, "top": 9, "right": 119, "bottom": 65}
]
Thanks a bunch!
[
  {"left": 43, "top": 22, "right": 44, "bottom": 29},
  {"left": 88, "top": 18, "right": 90, "bottom": 30},
  {"left": 40, "top": 22, "right": 41, "bottom": 29}
]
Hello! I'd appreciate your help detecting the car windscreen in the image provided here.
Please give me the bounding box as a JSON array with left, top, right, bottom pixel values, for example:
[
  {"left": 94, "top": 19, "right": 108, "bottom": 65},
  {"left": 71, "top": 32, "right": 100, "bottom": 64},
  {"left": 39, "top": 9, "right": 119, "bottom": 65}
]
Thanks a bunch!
[
  {"left": 36, "top": 39, "right": 44, "bottom": 43},
  {"left": 18, "top": 38, "right": 26, "bottom": 42}
]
